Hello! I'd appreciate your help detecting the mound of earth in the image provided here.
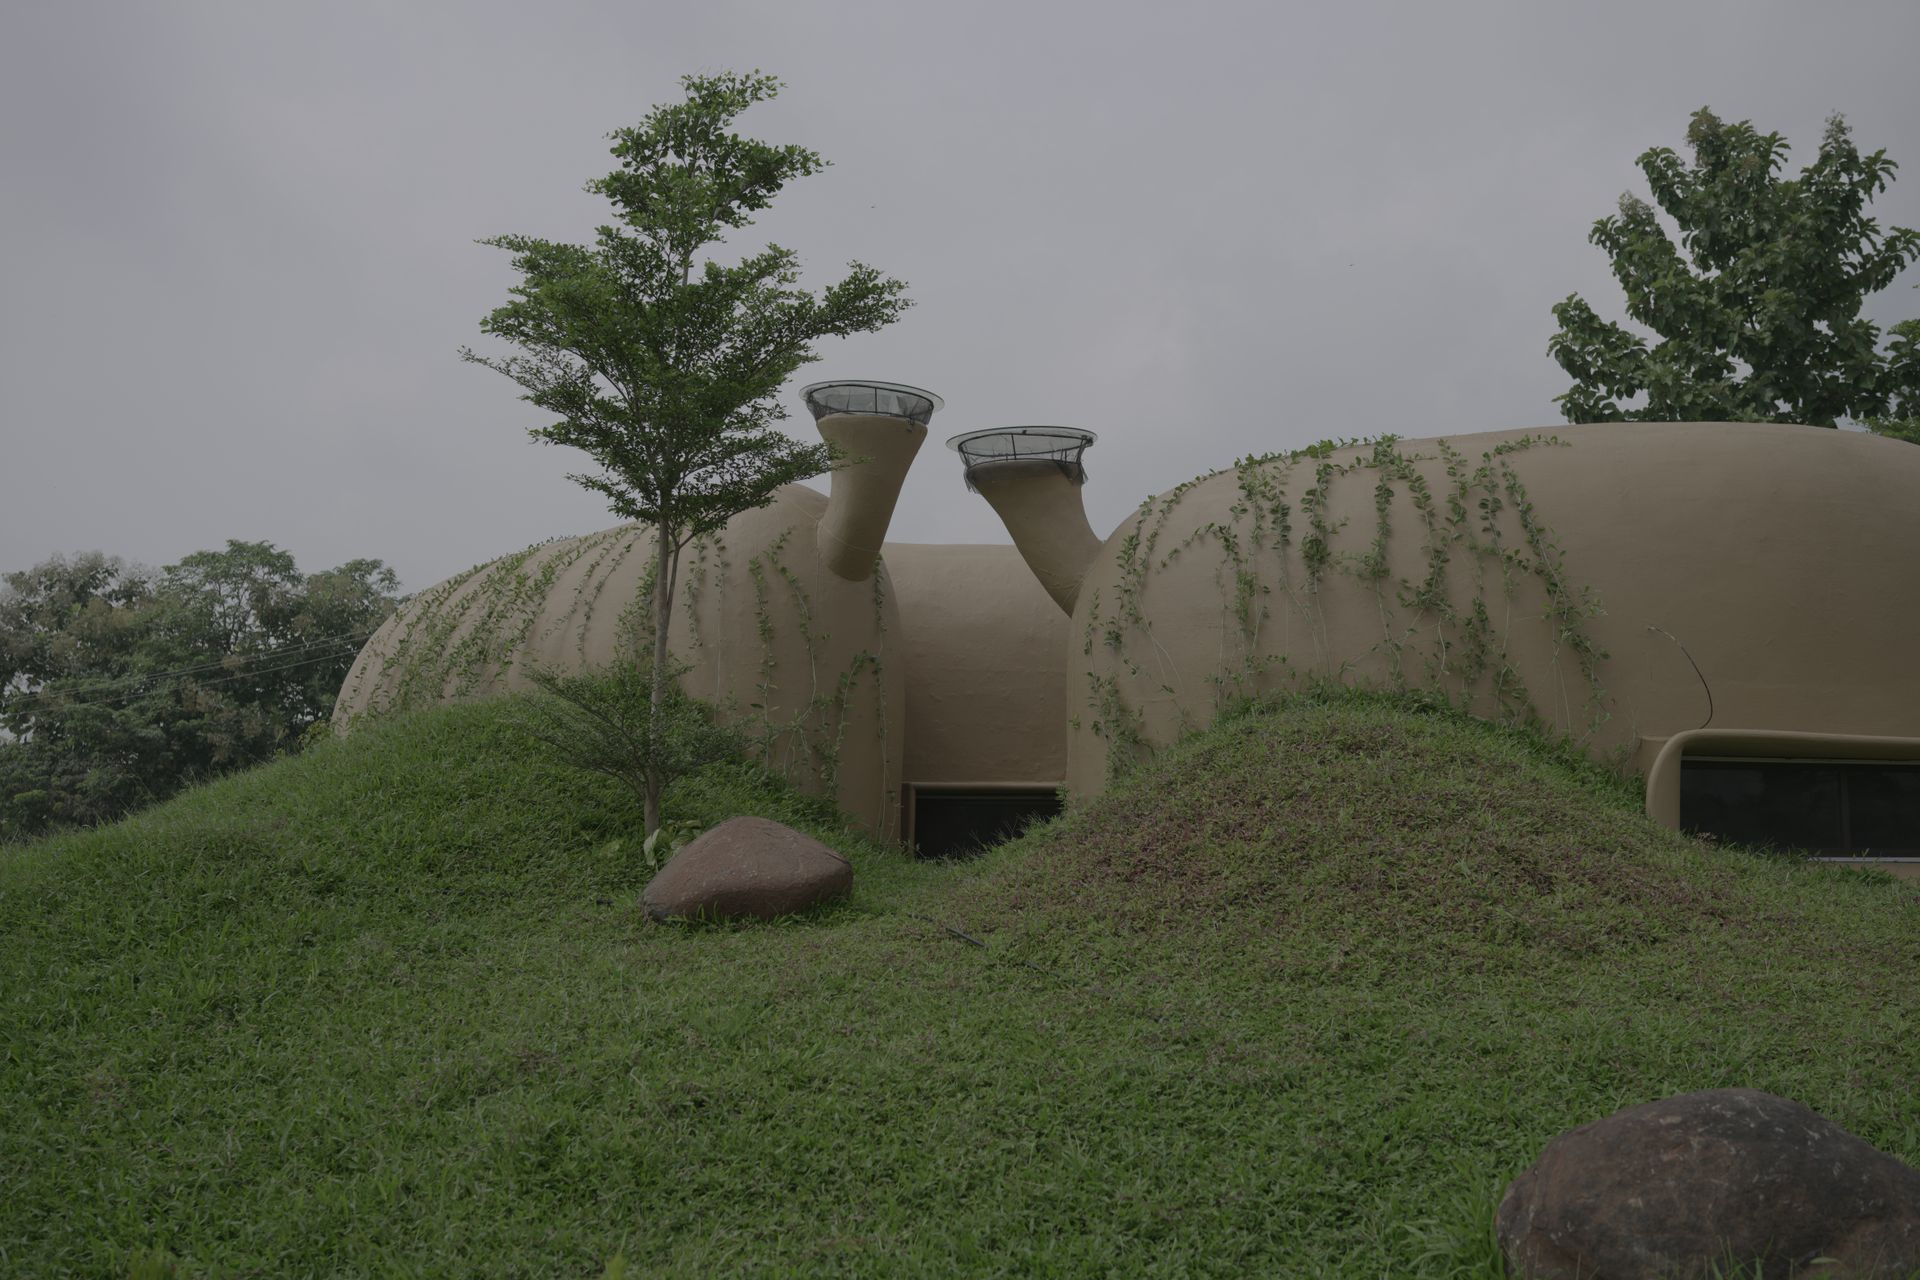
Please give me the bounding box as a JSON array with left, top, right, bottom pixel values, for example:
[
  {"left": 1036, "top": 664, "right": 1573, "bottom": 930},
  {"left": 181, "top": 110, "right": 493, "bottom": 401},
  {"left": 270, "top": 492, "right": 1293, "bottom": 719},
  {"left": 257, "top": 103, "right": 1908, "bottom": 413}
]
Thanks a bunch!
[{"left": 962, "top": 696, "right": 1819, "bottom": 971}]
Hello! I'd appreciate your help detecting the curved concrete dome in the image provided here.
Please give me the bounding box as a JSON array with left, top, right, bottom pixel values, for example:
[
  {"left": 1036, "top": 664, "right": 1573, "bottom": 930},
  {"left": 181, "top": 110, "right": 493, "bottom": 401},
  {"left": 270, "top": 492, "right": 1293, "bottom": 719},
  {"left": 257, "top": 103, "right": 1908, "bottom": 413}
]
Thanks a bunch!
[
  {"left": 1065, "top": 422, "right": 1920, "bottom": 797},
  {"left": 884, "top": 543, "right": 1071, "bottom": 787},
  {"left": 334, "top": 483, "right": 909, "bottom": 837}
]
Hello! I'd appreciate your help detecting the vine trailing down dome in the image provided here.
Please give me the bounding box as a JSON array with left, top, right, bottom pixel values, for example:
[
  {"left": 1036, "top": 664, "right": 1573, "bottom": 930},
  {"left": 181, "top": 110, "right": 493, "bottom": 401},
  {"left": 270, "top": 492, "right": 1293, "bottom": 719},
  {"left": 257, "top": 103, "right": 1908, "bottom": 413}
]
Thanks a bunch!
[
  {"left": 1013, "top": 423, "right": 1920, "bottom": 807},
  {"left": 336, "top": 405, "right": 1920, "bottom": 853},
  {"left": 1061, "top": 433, "right": 1614, "bottom": 789},
  {"left": 334, "top": 380, "right": 949, "bottom": 840}
]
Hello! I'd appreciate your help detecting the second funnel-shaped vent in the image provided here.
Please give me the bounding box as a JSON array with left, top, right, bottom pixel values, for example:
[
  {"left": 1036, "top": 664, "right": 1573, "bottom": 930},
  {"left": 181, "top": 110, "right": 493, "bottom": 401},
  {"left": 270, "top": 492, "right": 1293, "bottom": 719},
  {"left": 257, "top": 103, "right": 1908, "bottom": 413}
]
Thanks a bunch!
[
  {"left": 946, "top": 427, "right": 1101, "bottom": 615},
  {"left": 946, "top": 427, "right": 1097, "bottom": 493}
]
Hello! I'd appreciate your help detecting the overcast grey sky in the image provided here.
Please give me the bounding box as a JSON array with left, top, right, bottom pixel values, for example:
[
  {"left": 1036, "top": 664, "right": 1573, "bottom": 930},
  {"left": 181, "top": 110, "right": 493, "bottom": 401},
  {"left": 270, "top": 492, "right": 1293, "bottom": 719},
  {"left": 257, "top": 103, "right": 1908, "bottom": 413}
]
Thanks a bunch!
[{"left": 4, "top": 0, "right": 1917, "bottom": 590}]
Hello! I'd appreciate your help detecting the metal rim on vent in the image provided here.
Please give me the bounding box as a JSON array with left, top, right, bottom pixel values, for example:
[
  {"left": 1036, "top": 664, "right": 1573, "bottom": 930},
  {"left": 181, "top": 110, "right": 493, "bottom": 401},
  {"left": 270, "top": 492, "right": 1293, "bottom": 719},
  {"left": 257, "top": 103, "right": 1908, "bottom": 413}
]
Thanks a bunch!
[
  {"left": 945, "top": 426, "right": 1097, "bottom": 491},
  {"left": 799, "top": 380, "right": 945, "bottom": 425}
]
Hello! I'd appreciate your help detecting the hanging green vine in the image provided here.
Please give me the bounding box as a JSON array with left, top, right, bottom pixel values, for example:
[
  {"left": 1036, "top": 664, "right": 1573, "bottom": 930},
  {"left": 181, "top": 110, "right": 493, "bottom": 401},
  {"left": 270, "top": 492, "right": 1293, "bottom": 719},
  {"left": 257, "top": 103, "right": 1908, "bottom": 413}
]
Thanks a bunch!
[
  {"left": 736, "top": 532, "right": 893, "bottom": 808},
  {"left": 1077, "top": 433, "right": 1612, "bottom": 780},
  {"left": 341, "top": 512, "right": 898, "bottom": 824}
]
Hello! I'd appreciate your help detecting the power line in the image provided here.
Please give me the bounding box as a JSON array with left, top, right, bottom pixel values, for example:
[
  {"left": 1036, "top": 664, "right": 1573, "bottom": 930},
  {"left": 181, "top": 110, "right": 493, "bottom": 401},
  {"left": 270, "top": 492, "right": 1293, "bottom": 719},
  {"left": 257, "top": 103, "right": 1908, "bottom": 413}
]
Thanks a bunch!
[
  {"left": 7, "top": 627, "right": 376, "bottom": 696},
  {"left": 19, "top": 643, "right": 367, "bottom": 713},
  {"left": 3, "top": 630, "right": 378, "bottom": 712},
  {"left": 144, "top": 643, "right": 371, "bottom": 698}
]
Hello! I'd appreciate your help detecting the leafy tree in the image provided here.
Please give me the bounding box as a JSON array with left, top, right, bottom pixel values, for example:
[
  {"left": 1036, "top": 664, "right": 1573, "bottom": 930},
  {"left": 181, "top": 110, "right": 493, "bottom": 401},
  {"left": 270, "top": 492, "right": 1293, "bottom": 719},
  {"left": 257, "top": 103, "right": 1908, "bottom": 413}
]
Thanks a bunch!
[
  {"left": 463, "top": 70, "right": 910, "bottom": 836},
  {"left": 511, "top": 661, "right": 738, "bottom": 866},
  {"left": 0, "top": 542, "right": 399, "bottom": 841},
  {"left": 157, "top": 542, "right": 400, "bottom": 731},
  {"left": 1866, "top": 314, "right": 1920, "bottom": 443},
  {"left": 1548, "top": 109, "right": 1920, "bottom": 426}
]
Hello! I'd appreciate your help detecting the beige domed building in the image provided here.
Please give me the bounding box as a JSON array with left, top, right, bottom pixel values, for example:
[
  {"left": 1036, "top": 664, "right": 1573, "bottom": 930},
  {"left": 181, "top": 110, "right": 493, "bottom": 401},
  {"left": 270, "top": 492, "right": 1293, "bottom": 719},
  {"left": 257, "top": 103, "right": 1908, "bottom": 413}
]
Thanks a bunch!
[{"left": 336, "top": 384, "right": 1920, "bottom": 870}]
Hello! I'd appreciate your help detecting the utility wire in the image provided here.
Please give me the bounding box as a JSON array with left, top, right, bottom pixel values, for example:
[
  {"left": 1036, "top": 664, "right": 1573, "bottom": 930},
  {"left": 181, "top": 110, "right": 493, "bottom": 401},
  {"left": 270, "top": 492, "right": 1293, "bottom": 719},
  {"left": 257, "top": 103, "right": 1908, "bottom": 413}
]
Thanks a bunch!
[
  {"left": 7, "top": 633, "right": 376, "bottom": 709},
  {"left": 4, "top": 631, "right": 376, "bottom": 713},
  {"left": 145, "top": 643, "right": 370, "bottom": 696},
  {"left": 20, "top": 643, "right": 366, "bottom": 713},
  {"left": 4, "top": 627, "right": 377, "bottom": 698}
]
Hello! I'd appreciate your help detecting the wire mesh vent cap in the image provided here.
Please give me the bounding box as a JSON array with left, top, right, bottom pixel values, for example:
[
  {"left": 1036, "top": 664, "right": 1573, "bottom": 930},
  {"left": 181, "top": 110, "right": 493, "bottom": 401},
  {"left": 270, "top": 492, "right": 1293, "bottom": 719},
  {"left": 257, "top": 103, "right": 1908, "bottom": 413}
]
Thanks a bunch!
[
  {"left": 800, "top": 380, "right": 944, "bottom": 426},
  {"left": 945, "top": 427, "right": 1097, "bottom": 492}
]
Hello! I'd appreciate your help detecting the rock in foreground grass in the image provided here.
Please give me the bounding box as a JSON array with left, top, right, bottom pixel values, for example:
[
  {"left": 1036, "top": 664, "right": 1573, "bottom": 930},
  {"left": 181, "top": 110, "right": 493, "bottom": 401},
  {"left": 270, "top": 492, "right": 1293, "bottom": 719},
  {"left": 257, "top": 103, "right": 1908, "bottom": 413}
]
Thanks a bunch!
[
  {"left": 1498, "top": 1088, "right": 1920, "bottom": 1279},
  {"left": 642, "top": 815, "right": 853, "bottom": 921}
]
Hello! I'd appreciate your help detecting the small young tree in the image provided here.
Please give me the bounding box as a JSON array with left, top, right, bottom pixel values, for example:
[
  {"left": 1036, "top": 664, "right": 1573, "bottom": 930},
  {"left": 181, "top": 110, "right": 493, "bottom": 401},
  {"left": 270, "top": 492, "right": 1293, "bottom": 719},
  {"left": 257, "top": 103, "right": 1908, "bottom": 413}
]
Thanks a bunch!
[
  {"left": 512, "top": 662, "right": 738, "bottom": 863},
  {"left": 1548, "top": 108, "right": 1920, "bottom": 426},
  {"left": 463, "top": 71, "right": 909, "bottom": 837}
]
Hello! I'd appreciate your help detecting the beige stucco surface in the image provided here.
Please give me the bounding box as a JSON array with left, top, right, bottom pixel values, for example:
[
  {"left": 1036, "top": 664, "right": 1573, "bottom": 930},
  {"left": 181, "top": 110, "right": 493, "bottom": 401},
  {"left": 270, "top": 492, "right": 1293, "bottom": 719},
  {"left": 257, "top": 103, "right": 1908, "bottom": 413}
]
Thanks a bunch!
[
  {"left": 337, "top": 415, "right": 1919, "bottom": 853},
  {"left": 1644, "top": 730, "right": 1920, "bottom": 832},
  {"left": 882, "top": 542, "right": 1069, "bottom": 787},
  {"left": 967, "top": 461, "right": 1102, "bottom": 615},
  {"left": 1061, "top": 422, "right": 1920, "bottom": 798},
  {"left": 816, "top": 414, "right": 927, "bottom": 581},
  {"left": 335, "top": 480, "right": 909, "bottom": 838}
]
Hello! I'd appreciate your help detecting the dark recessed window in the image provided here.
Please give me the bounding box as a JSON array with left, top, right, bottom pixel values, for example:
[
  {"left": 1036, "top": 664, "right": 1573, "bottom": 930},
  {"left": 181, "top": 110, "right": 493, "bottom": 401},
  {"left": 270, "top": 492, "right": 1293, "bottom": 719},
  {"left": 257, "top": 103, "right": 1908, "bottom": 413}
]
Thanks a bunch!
[
  {"left": 1681, "top": 760, "right": 1920, "bottom": 856},
  {"left": 1848, "top": 766, "right": 1920, "bottom": 853},
  {"left": 911, "top": 789, "right": 1062, "bottom": 860}
]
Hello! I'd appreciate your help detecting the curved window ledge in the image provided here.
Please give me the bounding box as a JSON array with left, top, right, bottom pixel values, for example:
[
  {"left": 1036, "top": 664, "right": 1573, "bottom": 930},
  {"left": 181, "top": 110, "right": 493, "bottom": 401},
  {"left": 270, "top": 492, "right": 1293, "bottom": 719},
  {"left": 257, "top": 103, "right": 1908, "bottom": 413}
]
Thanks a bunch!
[{"left": 1645, "top": 730, "right": 1920, "bottom": 864}]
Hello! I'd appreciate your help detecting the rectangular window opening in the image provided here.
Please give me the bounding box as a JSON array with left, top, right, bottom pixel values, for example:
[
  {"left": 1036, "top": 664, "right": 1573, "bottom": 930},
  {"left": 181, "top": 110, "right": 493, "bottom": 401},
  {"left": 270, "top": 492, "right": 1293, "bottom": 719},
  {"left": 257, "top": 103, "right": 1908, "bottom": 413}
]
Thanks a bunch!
[
  {"left": 906, "top": 785, "right": 1064, "bottom": 860},
  {"left": 1680, "top": 758, "right": 1920, "bottom": 857}
]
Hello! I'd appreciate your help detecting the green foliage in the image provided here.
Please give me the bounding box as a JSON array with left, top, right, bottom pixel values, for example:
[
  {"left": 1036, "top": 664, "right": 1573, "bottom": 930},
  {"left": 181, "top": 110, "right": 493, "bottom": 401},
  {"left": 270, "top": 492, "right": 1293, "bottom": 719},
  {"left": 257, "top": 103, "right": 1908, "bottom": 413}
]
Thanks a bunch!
[
  {"left": 735, "top": 530, "right": 887, "bottom": 798},
  {"left": 511, "top": 662, "right": 738, "bottom": 833},
  {"left": 340, "top": 521, "right": 892, "bottom": 835},
  {"left": 0, "top": 542, "right": 399, "bottom": 841},
  {"left": 463, "top": 70, "right": 909, "bottom": 835},
  {"left": 461, "top": 68, "right": 910, "bottom": 547},
  {"left": 339, "top": 527, "right": 652, "bottom": 720},
  {"left": 1867, "top": 315, "right": 1920, "bottom": 443},
  {"left": 1869, "top": 415, "right": 1920, "bottom": 444},
  {"left": 638, "top": 817, "right": 704, "bottom": 870},
  {"left": 1081, "top": 435, "right": 1611, "bottom": 786},
  {"left": 1549, "top": 108, "right": 1920, "bottom": 425},
  {"left": 2, "top": 694, "right": 1915, "bottom": 1275}
]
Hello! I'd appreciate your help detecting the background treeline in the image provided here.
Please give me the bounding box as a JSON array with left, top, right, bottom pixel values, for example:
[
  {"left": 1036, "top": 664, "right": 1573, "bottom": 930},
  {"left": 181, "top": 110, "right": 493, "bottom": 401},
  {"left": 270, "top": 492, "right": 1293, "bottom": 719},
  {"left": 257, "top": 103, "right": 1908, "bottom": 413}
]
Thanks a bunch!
[{"left": 0, "top": 542, "right": 400, "bottom": 842}]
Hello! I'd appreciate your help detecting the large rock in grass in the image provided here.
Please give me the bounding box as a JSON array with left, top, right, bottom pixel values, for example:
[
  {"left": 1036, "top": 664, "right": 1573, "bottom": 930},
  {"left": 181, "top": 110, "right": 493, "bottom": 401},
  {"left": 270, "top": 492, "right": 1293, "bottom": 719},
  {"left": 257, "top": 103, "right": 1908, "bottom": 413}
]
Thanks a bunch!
[
  {"left": 1498, "top": 1089, "right": 1920, "bottom": 1279},
  {"left": 641, "top": 817, "right": 852, "bottom": 923}
]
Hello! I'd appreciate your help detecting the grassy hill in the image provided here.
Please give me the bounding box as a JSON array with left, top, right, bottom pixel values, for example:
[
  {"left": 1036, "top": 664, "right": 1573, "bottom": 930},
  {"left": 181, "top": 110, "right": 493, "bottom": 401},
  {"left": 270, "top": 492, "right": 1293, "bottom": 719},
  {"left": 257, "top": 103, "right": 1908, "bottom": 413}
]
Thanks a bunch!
[{"left": 3, "top": 691, "right": 1916, "bottom": 1277}]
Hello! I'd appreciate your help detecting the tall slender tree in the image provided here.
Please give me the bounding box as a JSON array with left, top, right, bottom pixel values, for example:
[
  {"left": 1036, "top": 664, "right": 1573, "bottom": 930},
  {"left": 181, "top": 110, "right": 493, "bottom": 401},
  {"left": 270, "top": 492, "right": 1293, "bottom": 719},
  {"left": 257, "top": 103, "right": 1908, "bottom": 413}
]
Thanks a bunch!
[
  {"left": 1548, "top": 108, "right": 1920, "bottom": 427},
  {"left": 463, "top": 71, "right": 909, "bottom": 835}
]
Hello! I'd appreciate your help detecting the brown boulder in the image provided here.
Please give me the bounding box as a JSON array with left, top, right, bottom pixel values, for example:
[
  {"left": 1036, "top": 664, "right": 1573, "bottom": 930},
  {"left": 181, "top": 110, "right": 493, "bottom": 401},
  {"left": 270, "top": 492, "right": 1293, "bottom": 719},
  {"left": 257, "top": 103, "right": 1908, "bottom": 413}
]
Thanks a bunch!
[
  {"left": 641, "top": 816, "right": 852, "bottom": 922},
  {"left": 1498, "top": 1088, "right": 1920, "bottom": 1279}
]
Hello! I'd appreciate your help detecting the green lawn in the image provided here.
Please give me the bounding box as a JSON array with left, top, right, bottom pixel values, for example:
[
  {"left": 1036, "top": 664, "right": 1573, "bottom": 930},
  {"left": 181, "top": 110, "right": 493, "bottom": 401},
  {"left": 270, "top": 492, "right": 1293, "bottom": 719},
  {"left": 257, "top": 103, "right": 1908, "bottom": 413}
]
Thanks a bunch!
[{"left": 3, "top": 691, "right": 1916, "bottom": 1277}]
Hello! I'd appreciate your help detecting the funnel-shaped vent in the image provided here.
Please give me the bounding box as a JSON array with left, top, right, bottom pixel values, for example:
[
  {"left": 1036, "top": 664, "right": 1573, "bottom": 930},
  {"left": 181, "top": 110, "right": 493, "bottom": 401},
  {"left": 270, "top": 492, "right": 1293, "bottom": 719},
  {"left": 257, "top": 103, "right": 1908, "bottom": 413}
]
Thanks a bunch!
[
  {"left": 806, "top": 380, "right": 943, "bottom": 582},
  {"left": 947, "top": 426, "right": 1101, "bottom": 615},
  {"left": 802, "top": 380, "right": 944, "bottom": 426},
  {"left": 948, "top": 426, "right": 1096, "bottom": 492}
]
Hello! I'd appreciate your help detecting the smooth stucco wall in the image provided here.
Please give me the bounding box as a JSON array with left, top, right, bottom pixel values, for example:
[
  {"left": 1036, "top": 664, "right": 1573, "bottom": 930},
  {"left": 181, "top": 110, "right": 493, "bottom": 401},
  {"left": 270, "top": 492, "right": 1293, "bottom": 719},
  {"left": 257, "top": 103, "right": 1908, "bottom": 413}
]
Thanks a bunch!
[
  {"left": 967, "top": 461, "right": 1102, "bottom": 615},
  {"left": 883, "top": 542, "right": 1070, "bottom": 787},
  {"left": 337, "top": 417, "right": 1918, "bottom": 850},
  {"left": 1063, "top": 422, "right": 1920, "bottom": 798},
  {"left": 333, "top": 483, "right": 908, "bottom": 838}
]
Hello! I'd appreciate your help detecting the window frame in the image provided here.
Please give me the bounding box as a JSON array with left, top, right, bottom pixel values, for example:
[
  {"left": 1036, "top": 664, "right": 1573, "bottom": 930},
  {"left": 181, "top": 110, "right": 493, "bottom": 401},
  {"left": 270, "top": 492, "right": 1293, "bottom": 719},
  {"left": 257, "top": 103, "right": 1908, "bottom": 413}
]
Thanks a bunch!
[{"left": 1679, "top": 754, "right": 1920, "bottom": 858}]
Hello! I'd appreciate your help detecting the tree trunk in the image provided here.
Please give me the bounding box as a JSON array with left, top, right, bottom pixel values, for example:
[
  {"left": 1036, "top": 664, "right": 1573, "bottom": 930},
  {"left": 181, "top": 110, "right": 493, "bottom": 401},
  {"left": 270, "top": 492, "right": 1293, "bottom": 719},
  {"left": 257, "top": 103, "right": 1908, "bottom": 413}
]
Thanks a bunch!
[{"left": 643, "top": 523, "right": 680, "bottom": 839}]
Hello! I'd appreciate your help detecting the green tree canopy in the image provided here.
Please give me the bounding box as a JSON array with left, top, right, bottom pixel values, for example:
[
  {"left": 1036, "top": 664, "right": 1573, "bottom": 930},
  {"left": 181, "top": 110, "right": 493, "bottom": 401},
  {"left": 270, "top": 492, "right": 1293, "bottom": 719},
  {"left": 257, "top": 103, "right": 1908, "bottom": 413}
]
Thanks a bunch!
[
  {"left": 1548, "top": 108, "right": 1920, "bottom": 430},
  {"left": 0, "top": 542, "right": 399, "bottom": 841},
  {"left": 463, "top": 70, "right": 910, "bottom": 835}
]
